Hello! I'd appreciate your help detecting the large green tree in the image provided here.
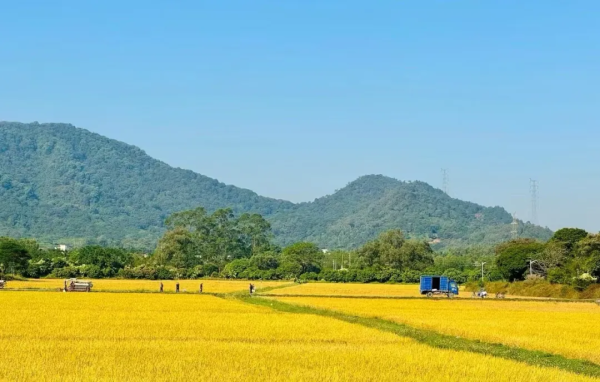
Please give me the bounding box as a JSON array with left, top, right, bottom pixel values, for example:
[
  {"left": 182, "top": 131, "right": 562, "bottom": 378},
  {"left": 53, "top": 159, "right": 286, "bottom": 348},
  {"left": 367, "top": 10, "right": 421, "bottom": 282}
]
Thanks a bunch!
[
  {"left": 494, "top": 239, "right": 545, "bottom": 281},
  {"left": 356, "top": 230, "right": 434, "bottom": 271},
  {"left": 0, "top": 238, "right": 32, "bottom": 275},
  {"left": 280, "top": 242, "right": 324, "bottom": 275}
]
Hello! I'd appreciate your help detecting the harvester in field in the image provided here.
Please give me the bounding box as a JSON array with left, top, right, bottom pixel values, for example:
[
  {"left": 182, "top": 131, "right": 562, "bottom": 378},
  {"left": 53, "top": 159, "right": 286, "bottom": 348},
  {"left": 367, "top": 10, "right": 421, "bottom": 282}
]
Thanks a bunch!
[{"left": 65, "top": 278, "right": 93, "bottom": 292}]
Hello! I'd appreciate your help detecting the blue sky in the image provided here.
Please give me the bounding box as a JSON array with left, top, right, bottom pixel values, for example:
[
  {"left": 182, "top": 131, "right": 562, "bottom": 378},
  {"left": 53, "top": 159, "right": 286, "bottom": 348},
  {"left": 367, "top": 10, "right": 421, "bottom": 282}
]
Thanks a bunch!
[{"left": 1, "top": 1, "right": 599, "bottom": 232}]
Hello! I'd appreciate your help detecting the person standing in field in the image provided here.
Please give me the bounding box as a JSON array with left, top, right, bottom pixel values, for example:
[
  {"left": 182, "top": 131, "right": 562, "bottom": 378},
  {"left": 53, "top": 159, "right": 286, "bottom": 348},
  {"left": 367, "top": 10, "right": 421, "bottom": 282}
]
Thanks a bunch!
[
  {"left": 176, "top": 282, "right": 180, "bottom": 293},
  {"left": 159, "top": 282, "right": 163, "bottom": 293},
  {"left": 199, "top": 283, "right": 203, "bottom": 293}
]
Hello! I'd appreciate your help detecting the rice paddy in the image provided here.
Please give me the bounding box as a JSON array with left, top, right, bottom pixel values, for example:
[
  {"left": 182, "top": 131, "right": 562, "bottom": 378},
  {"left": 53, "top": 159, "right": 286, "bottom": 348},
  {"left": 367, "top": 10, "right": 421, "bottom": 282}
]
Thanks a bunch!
[
  {"left": 2, "top": 280, "right": 599, "bottom": 381},
  {"left": 273, "top": 296, "right": 600, "bottom": 365},
  {"left": 4, "top": 278, "right": 289, "bottom": 294},
  {"left": 2, "top": 291, "right": 599, "bottom": 381}
]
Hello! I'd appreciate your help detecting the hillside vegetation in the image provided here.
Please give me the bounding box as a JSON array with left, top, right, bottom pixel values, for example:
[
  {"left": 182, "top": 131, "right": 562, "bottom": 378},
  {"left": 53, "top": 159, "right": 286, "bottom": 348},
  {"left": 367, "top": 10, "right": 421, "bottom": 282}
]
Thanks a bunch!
[{"left": 0, "top": 122, "right": 552, "bottom": 249}]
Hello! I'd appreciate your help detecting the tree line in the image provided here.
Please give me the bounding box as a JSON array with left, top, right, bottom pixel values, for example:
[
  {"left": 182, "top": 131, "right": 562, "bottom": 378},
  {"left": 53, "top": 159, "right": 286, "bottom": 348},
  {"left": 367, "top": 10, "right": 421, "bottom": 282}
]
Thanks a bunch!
[{"left": 0, "top": 207, "right": 598, "bottom": 289}]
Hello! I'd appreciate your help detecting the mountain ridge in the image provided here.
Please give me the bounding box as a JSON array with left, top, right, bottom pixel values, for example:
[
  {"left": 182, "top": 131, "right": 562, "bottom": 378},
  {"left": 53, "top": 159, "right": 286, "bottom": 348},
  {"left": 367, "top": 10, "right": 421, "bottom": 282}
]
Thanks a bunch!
[{"left": 0, "top": 121, "right": 552, "bottom": 249}]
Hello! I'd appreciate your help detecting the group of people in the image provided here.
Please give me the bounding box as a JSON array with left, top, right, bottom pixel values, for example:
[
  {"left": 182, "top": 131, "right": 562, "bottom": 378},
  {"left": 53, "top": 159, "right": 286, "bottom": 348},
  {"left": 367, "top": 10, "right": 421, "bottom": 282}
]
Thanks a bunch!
[
  {"left": 159, "top": 282, "right": 203, "bottom": 293},
  {"left": 156, "top": 282, "right": 257, "bottom": 294}
]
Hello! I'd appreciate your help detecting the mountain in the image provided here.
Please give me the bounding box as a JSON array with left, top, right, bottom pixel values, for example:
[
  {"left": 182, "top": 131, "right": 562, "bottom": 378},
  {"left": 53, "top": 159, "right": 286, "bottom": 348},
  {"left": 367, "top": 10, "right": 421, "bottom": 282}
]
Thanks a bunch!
[
  {"left": 0, "top": 122, "right": 552, "bottom": 249},
  {"left": 270, "top": 175, "right": 550, "bottom": 248}
]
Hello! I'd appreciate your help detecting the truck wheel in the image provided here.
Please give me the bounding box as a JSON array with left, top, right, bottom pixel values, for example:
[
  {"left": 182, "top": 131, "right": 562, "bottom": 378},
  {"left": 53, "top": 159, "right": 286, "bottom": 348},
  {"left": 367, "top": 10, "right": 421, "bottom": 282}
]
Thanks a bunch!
[
  {"left": 448, "top": 292, "right": 454, "bottom": 298},
  {"left": 426, "top": 292, "right": 433, "bottom": 298}
]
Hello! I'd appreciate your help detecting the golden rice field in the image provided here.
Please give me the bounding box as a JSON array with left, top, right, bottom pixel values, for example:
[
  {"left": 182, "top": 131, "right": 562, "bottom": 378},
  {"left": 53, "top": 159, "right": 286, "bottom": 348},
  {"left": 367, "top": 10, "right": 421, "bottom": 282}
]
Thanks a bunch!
[
  {"left": 4, "top": 278, "right": 289, "bottom": 293},
  {"left": 274, "top": 296, "right": 600, "bottom": 365},
  {"left": 268, "top": 282, "right": 425, "bottom": 297},
  {"left": 1, "top": 291, "right": 598, "bottom": 381}
]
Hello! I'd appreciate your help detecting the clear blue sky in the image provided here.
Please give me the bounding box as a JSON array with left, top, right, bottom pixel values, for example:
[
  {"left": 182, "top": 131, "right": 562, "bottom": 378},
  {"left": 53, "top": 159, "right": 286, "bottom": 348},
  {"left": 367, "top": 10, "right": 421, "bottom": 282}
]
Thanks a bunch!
[{"left": 1, "top": 1, "right": 599, "bottom": 232}]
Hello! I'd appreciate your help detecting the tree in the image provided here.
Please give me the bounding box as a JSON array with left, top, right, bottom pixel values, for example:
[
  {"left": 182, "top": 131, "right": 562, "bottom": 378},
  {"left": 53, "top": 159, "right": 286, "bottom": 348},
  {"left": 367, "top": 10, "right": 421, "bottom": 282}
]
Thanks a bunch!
[
  {"left": 154, "top": 228, "right": 195, "bottom": 267},
  {"left": 280, "top": 242, "right": 324, "bottom": 275},
  {"left": 0, "top": 239, "right": 32, "bottom": 275},
  {"left": 69, "top": 246, "right": 134, "bottom": 275},
  {"left": 238, "top": 213, "right": 272, "bottom": 255},
  {"left": 494, "top": 239, "right": 545, "bottom": 281},
  {"left": 550, "top": 228, "right": 588, "bottom": 256},
  {"left": 356, "top": 230, "right": 434, "bottom": 271},
  {"left": 573, "top": 234, "right": 600, "bottom": 278},
  {"left": 535, "top": 241, "right": 567, "bottom": 275}
]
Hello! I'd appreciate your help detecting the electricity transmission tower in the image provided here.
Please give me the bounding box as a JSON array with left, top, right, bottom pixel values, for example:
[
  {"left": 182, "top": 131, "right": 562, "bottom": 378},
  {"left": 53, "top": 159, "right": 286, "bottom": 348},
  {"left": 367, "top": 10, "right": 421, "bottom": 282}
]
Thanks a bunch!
[
  {"left": 511, "top": 213, "right": 519, "bottom": 239},
  {"left": 441, "top": 169, "right": 449, "bottom": 195},
  {"left": 530, "top": 179, "right": 538, "bottom": 224}
]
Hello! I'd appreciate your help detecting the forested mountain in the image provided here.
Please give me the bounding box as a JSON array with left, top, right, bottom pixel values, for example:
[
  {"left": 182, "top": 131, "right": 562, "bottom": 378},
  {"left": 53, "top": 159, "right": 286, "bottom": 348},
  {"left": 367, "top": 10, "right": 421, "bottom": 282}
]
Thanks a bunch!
[
  {"left": 0, "top": 122, "right": 552, "bottom": 249},
  {"left": 0, "top": 122, "right": 294, "bottom": 248},
  {"left": 271, "top": 175, "right": 551, "bottom": 248}
]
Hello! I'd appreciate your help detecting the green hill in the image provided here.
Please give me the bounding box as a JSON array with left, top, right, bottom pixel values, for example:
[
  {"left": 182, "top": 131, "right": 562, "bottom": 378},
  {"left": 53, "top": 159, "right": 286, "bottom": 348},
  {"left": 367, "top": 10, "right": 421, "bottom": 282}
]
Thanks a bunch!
[
  {"left": 0, "top": 122, "right": 552, "bottom": 249},
  {"left": 271, "top": 175, "right": 551, "bottom": 249}
]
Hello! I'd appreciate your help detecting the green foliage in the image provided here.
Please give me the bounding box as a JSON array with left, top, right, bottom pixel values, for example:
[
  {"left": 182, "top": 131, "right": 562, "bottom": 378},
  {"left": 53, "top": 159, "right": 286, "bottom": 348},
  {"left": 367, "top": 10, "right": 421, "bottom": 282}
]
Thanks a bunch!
[
  {"left": 0, "top": 122, "right": 552, "bottom": 250},
  {"left": 356, "top": 230, "right": 434, "bottom": 271},
  {"left": 0, "top": 238, "right": 32, "bottom": 275},
  {"left": 156, "top": 208, "right": 273, "bottom": 268},
  {"left": 280, "top": 242, "right": 324, "bottom": 275},
  {"left": 494, "top": 239, "right": 545, "bottom": 281},
  {"left": 550, "top": 228, "right": 588, "bottom": 252}
]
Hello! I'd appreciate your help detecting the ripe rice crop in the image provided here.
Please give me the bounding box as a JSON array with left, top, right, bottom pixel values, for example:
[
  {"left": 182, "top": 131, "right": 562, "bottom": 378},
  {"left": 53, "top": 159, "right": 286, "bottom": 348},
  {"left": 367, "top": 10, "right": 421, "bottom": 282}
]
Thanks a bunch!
[
  {"left": 5, "top": 278, "right": 288, "bottom": 293},
  {"left": 275, "top": 296, "right": 600, "bottom": 365},
  {"left": 268, "top": 282, "right": 425, "bottom": 297},
  {"left": 0, "top": 292, "right": 597, "bottom": 381}
]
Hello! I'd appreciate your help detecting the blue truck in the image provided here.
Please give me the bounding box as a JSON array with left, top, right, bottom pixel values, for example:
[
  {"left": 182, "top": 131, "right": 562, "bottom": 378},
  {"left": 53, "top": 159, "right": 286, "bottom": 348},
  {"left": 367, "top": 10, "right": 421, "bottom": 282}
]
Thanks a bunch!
[{"left": 420, "top": 275, "right": 459, "bottom": 298}]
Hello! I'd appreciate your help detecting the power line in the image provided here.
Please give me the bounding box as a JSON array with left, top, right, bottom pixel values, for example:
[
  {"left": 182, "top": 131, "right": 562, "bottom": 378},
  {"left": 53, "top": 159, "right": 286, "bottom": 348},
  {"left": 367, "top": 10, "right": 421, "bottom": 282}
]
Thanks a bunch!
[{"left": 530, "top": 179, "right": 538, "bottom": 225}]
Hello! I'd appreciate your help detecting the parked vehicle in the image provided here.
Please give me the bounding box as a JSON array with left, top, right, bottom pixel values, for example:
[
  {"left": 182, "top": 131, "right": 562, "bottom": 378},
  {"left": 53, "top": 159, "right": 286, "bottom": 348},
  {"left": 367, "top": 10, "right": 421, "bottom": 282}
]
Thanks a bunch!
[{"left": 420, "top": 275, "right": 459, "bottom": 298}]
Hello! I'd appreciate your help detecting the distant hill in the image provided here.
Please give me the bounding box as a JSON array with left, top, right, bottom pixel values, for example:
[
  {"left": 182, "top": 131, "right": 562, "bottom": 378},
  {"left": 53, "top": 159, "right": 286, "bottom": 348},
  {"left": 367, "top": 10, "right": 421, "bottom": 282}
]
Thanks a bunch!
[
  {"left": 0, "top": 122, "right": 552, "bottom": 249},
  {"left": 271, "top": 175, "right": 551, "bottom": 249}
]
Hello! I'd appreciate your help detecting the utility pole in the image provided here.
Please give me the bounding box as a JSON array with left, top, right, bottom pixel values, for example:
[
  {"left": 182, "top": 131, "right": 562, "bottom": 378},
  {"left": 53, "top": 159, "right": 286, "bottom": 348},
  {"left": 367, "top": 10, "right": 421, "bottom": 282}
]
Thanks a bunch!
[
  {"left": 441, "top": 168, "right": 449, "bottom": 195},
  {"left": 475, "top": 262, "right": 486, "bottom": 283},
  {"left": 528, "top": 259, "right": 538, "bottom": 276},
  {"left": 530, "top": 179, "right": 538, "bottom": 225}
]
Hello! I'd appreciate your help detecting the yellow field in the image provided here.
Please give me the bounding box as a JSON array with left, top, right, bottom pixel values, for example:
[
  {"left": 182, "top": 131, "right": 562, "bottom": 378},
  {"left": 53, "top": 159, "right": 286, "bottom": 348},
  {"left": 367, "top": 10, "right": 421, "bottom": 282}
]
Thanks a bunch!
[
  {"left": 1, "top": 292, "right": 597, "bottom": 381},
  {"left": 4, "top": 278, "right": 289, "bottom": 293},
  {"left": 274, "top": 296, "right": 600, "bottom": 365},
  {"left": 268, "top": 282, "right": 424, "bottom": 297}
]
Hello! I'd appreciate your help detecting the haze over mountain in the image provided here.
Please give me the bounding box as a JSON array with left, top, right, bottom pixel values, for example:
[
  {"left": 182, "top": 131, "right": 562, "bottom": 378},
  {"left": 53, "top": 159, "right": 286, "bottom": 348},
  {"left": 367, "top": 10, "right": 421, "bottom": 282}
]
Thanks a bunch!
[{"left": 0, "top": 122, "right": 552, "bottom": 249}]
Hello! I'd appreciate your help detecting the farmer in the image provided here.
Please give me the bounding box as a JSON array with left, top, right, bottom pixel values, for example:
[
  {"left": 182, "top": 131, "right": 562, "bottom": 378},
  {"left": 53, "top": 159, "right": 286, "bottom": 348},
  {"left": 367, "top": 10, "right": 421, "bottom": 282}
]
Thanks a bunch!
[
  {"left": 159, "top": 282, "right": 163, "bottom": 293},
  {"left": 176, "top": 282, "right": 180, "bottom": 293},
  {"left": 249, "top": 283, "right": 253, "bottom": 294},
  {"left": 199, "top": 283, "right": 203, "bottom": 293}
]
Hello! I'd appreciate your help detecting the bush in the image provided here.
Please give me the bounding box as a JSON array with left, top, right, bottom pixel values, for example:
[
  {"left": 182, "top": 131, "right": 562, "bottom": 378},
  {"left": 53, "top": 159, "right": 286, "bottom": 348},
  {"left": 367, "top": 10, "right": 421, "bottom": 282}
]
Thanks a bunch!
[
  {"left": 156, "top": 266, "right": 176, "bottom": 280},
  {"left": 300, "top": 272, "right": 318, "bottom": 281},
  {"left": 52, "top": 266, "right": 80, "bottom": 278},
  {"left": 572, "top": 273, "right": 597, "bottom": 291},
  {"left": 401, "top": 270, "right": 421, "bottom": 283}
]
